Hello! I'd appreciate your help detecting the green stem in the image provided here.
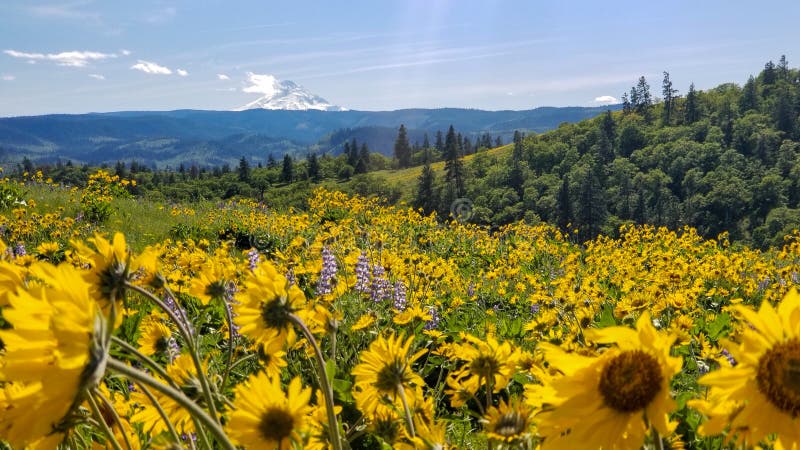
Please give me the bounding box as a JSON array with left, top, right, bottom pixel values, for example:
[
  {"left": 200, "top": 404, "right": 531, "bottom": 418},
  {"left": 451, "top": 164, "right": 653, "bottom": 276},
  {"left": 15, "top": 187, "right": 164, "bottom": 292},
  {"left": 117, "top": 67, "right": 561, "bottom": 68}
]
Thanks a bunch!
[
  {"left": 85, "top": 389, "right": 123, "bottom": 450},
  {"left": 652, "top": 426, "right": 665, "bottom": 450},
  {"left": 107, "top": 358, "right": 237, "bottom": 450},
  {"left": 397, "top": 383, "right": 416, "bottom": 438},
  {"left": 111, "top": 335, "right": 180, "bottom": 390},
  {"left": 94, "top": 388, "right": 134, "bottom": 450},
  {"left": 125, "top": 282, "right": 220, "bottom": 424},
  {"left": 289, "top": 314, "right": 343, "bottom": 450},
  {"left": 220, "top": 295, "right": 236, "bottom": 391},
  {"left": 136, "top": 382, "right": 183, "bottom": 447}
]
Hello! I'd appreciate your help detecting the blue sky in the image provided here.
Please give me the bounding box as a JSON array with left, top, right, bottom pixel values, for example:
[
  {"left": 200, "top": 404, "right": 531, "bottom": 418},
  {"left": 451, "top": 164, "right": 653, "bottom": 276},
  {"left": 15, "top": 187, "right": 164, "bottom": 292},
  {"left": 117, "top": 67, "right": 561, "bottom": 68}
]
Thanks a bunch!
[{"left": 0, "top": 0, "right": 798, "bottom": 116}]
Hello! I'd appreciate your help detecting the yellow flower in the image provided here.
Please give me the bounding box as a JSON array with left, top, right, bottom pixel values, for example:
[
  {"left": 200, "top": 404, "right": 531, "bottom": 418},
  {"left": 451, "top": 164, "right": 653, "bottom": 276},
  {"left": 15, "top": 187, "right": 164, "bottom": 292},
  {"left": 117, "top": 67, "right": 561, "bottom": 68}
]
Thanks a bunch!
[
  {"left": 257, "top": 338, "right": 288, "bottom": 380},
  {"left": 445, "top": 334, "right": 520, "bottom": 406},
  {"left": 0, "top": 262, "right": 106, "bottom": 448},
  {"left": 482, "top": 398, "right": 537, "bottom": 445},
  {"left": 692, "top": 289, "right": 800, "bottom": 447},
  {"left": 536, "top": 312, "right": 681, "bottom": 450},
  {"left": 137, "top": 318, "right": 174, "bottom": 357},
  {"left": 351, "top": 312, "right": 376, "bottom": 331},
  {"left": 188, "top": 259, "right": 232, "bottom": 305},
  {"left": 234, "top": 261, "right": 305, "bottom": 348},
  {"left": 352, "top": 333, "right": 426, "bottom": 416},
  {"left": 226, "top": 374, "right": 313, "bottom": 449},
  {"left": 71, "top": 232, "right": 133, "bottom": 306}
]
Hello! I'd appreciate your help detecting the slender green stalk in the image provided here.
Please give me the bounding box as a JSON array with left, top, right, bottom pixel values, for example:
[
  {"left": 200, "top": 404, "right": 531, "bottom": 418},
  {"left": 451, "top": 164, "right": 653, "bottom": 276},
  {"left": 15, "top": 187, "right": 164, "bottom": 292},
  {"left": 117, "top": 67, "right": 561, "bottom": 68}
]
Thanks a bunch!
[
  {"left": 107, "top": 358, "right": 237, "bottom": 450},
  {"left": 652, "top": 426, "right": 665, "bottom": 450},
  {"left": 85, "top": 389, "right": 123, "bottom": 450},
  {"left": 94, "top": 388, "right": 134, "bottom": 450},
  {"left": 220, "top": 295, "right": 236, "bottom": 391},
  {"left": 111, "top": 335, "right": 179, "bottom": 389},
  {"left": 397, "top": 383, "right": 416, "bottom": 438},
  {"left": 136, "top": 382, "right": 183, "bottom": 446},
  {"left": 289, "top": 313, "right": 343, "bottom": 450},
  {"left": 125, "top": 282, "right": 220, "bottom": 424}
]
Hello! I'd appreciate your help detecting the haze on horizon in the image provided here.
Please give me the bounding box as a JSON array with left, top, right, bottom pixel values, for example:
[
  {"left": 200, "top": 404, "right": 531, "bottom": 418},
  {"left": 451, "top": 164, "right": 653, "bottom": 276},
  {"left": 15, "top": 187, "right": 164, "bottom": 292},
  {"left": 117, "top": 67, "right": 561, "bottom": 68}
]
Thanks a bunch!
[{"left": 1, "top": 0, "right": 798, "bottom": 117}]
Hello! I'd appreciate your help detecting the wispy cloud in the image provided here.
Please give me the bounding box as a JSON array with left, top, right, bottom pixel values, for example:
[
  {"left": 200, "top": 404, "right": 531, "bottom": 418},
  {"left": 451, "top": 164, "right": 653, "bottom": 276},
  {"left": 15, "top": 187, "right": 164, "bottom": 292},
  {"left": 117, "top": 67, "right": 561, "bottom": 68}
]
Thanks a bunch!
[
  {"left": 176, "top": 69, "right": 188, "bottom": 77},
  {"left": 217, "top": 74, "right": 230, "bottom": 80},
  {"left": 146, "top": 6, "right": 176, "bottom": 24},
  {"left": 130, "top": 60, "right": 172, "bottom": 75},
  {"left": 242, "top": 73, "right": 281, "bottom": 95},
  {"left": 121, "top": 49, "right": 132, "bottom": 56},
  {"left": 593, "top": 95, "right": 619, "bottom": 104},
  {"left": 89, "top": 74, "right": 105, "bottom": 80},
  {"left": 4, "top": 49, "right": 117, "bottom": 67},
  {"left": 28, "top": 0, "right": 100, "bottom": 21},
  {"left": 2, "top": 75, "right": 15, "bottom": 81}
]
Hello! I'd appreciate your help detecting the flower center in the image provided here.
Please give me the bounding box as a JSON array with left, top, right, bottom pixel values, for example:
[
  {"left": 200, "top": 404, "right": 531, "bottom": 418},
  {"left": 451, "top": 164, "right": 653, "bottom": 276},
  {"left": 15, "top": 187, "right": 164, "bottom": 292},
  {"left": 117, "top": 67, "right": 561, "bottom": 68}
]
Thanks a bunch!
[
  {"left": 470, "top": 355, "right": 499, "bottom": 379},
  {"left": 492, "top": 412, "right": 526, "bottom": 437},
  {"left": 598, "top": 350, "right": 663, "bottom": 413},
  {"left": 375, "top": 360, "right": 405, "bottom": 393},
  {"left": 756, "top": 338, "right": 800, "bottom": 417},
  {"left": 260, "top": 296, "right": 292, "bottom": 330},
  {"left": 205, "top": 280, "right": 228, "bottom": 299},
  {"left": 258, "top": 407, "right": 295, "bottom": 442}
]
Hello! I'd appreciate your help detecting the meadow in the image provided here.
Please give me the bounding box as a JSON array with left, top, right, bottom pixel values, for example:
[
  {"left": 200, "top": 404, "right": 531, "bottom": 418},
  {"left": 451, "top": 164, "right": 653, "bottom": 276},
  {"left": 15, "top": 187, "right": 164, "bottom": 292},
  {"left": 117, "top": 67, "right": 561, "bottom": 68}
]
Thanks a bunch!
[{"left": 1, "top": 169, "right": 800, "bottom": 449}]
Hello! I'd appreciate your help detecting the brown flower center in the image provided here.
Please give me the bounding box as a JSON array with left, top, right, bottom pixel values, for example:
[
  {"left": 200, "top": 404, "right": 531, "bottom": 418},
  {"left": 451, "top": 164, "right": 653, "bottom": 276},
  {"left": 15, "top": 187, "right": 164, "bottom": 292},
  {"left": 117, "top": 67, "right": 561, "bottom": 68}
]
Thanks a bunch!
[
  {"left": 492, "top": 412, "right": 527, "bottom": 438},
  {"left": 756, "top": 338, "right": 800, "bottom": 417},
  {"left": 598, "top": 350, "right": 663, "bottom": 413},
  {"left": 258, "top": 407, "right": 294, "bottom": 442},
  {"left": 470, "top": 355, "right": 499, "bottom": 379},
  {"left": 375, "top": 360, "right": 405, "bottom": 393},
  {"left": 260, "top": 296, "right": 292, "bottom": 330}
]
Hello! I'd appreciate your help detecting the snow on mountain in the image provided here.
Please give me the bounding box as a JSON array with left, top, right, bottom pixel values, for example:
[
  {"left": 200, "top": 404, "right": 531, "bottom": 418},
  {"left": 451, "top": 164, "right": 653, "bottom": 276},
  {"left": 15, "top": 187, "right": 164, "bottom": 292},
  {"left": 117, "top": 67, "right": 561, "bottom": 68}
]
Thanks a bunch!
[{"left": 235, "top": 73, "right": 346, "bottom": 111}]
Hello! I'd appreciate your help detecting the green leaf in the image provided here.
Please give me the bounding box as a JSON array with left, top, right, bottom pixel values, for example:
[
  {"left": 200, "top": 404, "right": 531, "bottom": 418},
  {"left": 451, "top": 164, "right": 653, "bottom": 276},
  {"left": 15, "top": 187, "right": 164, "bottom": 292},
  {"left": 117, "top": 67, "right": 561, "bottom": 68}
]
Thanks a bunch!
[{"left": 325, "top": 358, "right": 338, "bottom": 381}]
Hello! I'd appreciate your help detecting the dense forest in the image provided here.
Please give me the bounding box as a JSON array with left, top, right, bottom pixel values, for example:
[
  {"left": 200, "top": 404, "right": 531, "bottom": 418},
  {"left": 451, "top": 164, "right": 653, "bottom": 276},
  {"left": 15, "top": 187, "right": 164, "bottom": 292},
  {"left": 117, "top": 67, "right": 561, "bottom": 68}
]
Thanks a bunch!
[{"left": 9, "top": 56, "right": 800, "bottom": 248}]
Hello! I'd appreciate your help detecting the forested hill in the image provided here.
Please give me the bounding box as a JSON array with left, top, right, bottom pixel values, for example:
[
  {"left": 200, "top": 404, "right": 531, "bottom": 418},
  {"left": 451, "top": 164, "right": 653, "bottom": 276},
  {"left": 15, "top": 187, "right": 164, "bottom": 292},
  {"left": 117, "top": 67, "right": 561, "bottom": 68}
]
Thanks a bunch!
[{"left": 452, "top": 56, "right": 800, "bottom": 247}]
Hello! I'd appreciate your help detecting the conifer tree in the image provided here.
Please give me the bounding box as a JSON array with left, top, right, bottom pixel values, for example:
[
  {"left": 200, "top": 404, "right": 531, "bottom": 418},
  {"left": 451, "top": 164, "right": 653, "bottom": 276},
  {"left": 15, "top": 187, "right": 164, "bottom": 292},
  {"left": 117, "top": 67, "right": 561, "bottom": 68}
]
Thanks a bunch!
[
  {"left": 684, "top": 82, "right": 699, "bottom": 124},
  {"left": 740, "top": 75, "right": 758, "bottom": 113},
  {"left": 443, "top": 125, "right": 465, "bottom": 197},
  {"left": 415, "top": 149, "right": 438, "bottom": 214},
  {"left": 661, "top": 71, "right": 678, "bottom": 126},
  {"left": 238, "top": 156, "right": 250, "bottom": 182},
  {"left": 307, "top": 153, "right": 320, "bottom": 181},
  {"left": 281, "top": 154, "right": 293, "bottom": 183},
  {"left": 394, "top": 124, "right": 412, "bottom": 168}
]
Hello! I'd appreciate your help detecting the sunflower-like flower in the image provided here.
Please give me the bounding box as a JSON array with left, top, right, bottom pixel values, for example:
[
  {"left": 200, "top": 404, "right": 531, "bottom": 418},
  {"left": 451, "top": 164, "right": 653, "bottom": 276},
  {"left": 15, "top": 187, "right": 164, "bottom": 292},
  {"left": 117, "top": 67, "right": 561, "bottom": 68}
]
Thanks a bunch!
[
  {"left": 482, "top": 398, "right": 537, "bottom": 446},
  {"left": 234, "top": 261, "right": 305, "bottom": 348},
  {"left": 445, "top": 334, "right": 520, "bottom": 407},
  {"left": 70, "top": 232, "right": 134, "bottom": 306},
  {"left": 256, "top": 338, "right": 288, "bottom": 380},
  {"left": 188, "top": 259, "right": 234, "bottom": 305},
  {"left": 352, "top": 333, "right": 427, "bottom": 416},
  {"left": 137, "top": 317, "right": 175, "bottom": 358},
  {"left": 0, "top": 262, "right": 107, "bottom": 448},
  {"left": 536, "top": 312, "right": 681, "bottom": 450},
  {"left": 690, "top": 288, "right": 800, "bottom": 447},
  {"left": 226, "top": 373, "right": 313, "bottom": 449}
]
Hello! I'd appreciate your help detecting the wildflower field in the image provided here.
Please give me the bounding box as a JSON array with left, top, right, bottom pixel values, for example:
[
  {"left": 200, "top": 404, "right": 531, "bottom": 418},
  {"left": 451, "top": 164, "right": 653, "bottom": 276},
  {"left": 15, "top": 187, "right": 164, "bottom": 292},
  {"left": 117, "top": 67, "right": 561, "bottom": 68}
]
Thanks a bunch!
[{"left": 3, "top": 171, "right": 800, "bottom": 449}]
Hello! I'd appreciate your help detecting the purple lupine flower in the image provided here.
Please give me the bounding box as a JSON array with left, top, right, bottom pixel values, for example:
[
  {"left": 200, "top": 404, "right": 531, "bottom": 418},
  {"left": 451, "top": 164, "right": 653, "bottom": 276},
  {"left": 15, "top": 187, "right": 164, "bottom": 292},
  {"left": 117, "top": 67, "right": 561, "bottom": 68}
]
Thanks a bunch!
[
  {"left": 757, "top": 277, "right": 771, "bottom": 291},
  {"left": 181, "top": 433, "right": 197, "bottom": 444},
  {"left": 75, "top": 212, "right": 84, "bottom": 222},
  {"left": 530, "top": 303, "right": 540, "bottom": 314},
  {"left": 424, "top": 306, "right": 440, "bottom": 330},
  {"left": 370, "top": 264, "right": 391, "bottom": 303},
  {"left": 315, "top": 246, "right": 337, "bottom": 296},
  {"left": 393, "top": 281, "right": 407, "bottom": 311},
  {"left": 285, "top": 268, "right": 296, "bottom": 286},
  {"left": 164, "top": 293, "right": 194, "bottom": 337},
  {"left": 246, "top": 249, "right": 260, "bottom": 271},
  {"left": 166, "top": 336, "right": 181, "bottom": 363},
  {"left": 354, "top": 252, "right": 371, "bottom": 293},
  {"left": 467, "top": 283, "right": 475, "bottom": 298},
  {"left": 13, "top": 243, "right": 26, "bottom": 258},
  {"left": 721, "top": 348, "right": 736, "bottom": 366}
]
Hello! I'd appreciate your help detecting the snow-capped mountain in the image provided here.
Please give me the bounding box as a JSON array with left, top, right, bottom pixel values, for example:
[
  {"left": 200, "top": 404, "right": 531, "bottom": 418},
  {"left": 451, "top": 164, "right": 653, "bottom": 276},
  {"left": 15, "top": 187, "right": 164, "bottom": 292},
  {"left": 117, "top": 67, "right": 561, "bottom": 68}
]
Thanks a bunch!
[{"left": 235, "top": 73, "right": 345, "bottom": 111}]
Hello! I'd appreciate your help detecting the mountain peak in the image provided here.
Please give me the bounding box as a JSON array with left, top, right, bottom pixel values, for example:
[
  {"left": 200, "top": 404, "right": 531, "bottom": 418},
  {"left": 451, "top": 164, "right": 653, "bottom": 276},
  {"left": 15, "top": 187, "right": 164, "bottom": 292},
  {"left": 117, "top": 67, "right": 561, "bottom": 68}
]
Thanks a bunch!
[{"left": 235, "top": 73, "right": 345, "bottom": 112}]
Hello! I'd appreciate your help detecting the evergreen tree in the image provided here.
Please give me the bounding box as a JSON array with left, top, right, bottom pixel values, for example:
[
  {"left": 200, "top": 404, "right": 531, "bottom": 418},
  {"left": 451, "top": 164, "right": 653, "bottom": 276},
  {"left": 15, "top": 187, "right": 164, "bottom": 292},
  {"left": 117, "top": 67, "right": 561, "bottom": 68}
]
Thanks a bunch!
[
  {"left": 422, "top": 133, "right": 430, "bottom": 149},
  {"left": 348, "top": 139, "right": 360, "bottom": 167},
  {"left": 238, "top": 156, "right": 250, "bottom": 182},
  {"left": 556, "top": 174, "right": 572, "bottom": 230},
  {"left": 776, "top": 87, "right": 796, "bottom": 134},
  {"left": 621, "top": 92, "right": 632, "bottom": 114},
  {"left": 778, "top": 55, "right": 789, "bottom": 80},
  {"left": 307, "top": 153, "right": 320, "bottom": 181},
  {"left": 463, "top": 136, "right": 473, "bottom": 155},
  {"left": 684, "top": 82, "right": 699, "bottom": 124},
  {"left": 435, "top": 131, "right": 444, "bottom": 153},
  {"left": 443, "top": 125, "right": 465, "bottom": 198},
  {"left": 415, "top": 149, "right": 438, "bottom": 214},
  {"left": 763, "top": 60, "right": 777, "bottom": 85},
  {"left": 355, "top": 143, "right": 369, "bottom": 174},
  {"left": 635, "top": 76, "right": 652, "bottom": 120},
  {"left": 576, "top": 164, "right": 607, "bottom": 240},
  {"left": 394, "top": 124, "right": 412, "bottom": 168},
  {"left": 495, "top": 136, "right": 503, "bottom": 147},
  {"left": 661, "top": 71, "right": 678, "bottom": 126},
  {"left": 267, "top": 153, "right": 277, "bottom": 169},
  {"left": 281, "top": 154, "right": 294, "bottom": 183},
  {"left": 509, "top": 131, "right": 525, "bottom": 196},
  {"left": 740, "top": 75, "right": 758, "bottom": 113},
  {"left": 600, "top": 110, "right": 616, "bottom": 143}
]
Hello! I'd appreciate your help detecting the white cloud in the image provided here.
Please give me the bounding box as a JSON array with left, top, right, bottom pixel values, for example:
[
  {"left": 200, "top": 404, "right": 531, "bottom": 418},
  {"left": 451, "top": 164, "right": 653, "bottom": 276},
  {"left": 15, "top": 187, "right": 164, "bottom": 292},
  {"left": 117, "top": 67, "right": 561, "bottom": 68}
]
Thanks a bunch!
[
  {"left": 217, "top": 73, "right": 230, "bottom": 80},
  {"left": 130, "top": 60, "right": 172, "bottom": 75},
  {"left": 242, "top": 72, "right": 280, "bottom": 96},
  {"left": 4, "top": 49, "right": 117, "bottom": 67},
  {"left": 176, "top": 69, "right": 188, "bottom": 77},
  {"left": 215, "top": 87, "right": 237, "bottom": 92},
  {"left": 89, "top": 74, "right": 105, "bottom": 80},
  {"left": 121, "top": 49, "right": 132, "bottom": 56},
  {"left": 593, "top": 95, "right": 619, "bottom": 105},
  {"left": 2, "top": 75, "right": 15, "bottom": 81}
]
